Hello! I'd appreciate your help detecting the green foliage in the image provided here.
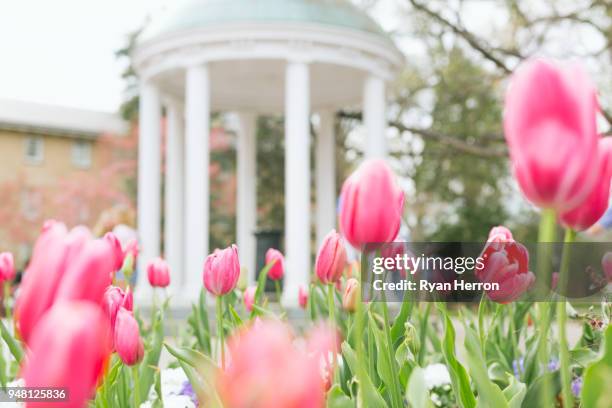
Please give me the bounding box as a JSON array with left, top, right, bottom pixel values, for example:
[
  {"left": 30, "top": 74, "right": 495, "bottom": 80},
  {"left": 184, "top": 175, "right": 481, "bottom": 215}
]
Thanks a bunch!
[{"left": 581, "top": 325, "right": 612, "bottom": 408}]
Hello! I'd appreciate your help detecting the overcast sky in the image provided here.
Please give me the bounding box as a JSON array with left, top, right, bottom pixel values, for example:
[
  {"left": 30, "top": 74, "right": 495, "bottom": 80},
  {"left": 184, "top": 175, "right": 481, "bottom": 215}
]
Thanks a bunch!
[{"left": 0, "top": 0, "right": 605, "bottom": 114}]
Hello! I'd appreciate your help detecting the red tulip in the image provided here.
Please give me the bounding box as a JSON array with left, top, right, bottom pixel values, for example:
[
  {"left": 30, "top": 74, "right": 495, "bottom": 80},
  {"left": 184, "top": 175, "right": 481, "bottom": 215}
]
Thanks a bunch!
[
  {"left": 342, "top": 278, "right": 359, "bottom": 313},
  {"left": 602, "top": 252, "right": 612, "bottom": 281},
  {"left": 217, "top": 321, "right": 325, "bottom": 408},
  {"left": 339, "top": 159, "right": 404, "bottom": 248},
  {"left": 15, "top": 221, "right": 115, "bottom": 344},
  {"left": 477, "top": 240, "right": 535, "bottom": 303},
  {"left": 243, "top": 286, "right": 256, "bottom": 312},
  {"left": 21, "top": 300, "right": 111, "bottom": 408},
  {"left": 146, "top": 257, "right": 170, "bottom": 288},
  {"left": 265, "top": 248, "right": 285, "bottom": 281},
  {"left": 560, "top": 138, "right": 612, "bottom": 231},
  {"left": 298, "top": 285, "right": 309, "bottom": 309},
  {"left": 315, "top": 230, "right": 347, "bottom": 285},
  {"left": 114, "top": 307, "right": 144, "bottom": 366},
  {"left": 0, "top": 252, "right": 15, "bottom": 282},
  {"left": 203, "top": 245, "right": 240, "bottom": 296},
  {"left": 504, "top": 59, "right": 600, "bottom": 211},
  {"left": 102, "top": 286, "right": 133, "bottom": 339}
]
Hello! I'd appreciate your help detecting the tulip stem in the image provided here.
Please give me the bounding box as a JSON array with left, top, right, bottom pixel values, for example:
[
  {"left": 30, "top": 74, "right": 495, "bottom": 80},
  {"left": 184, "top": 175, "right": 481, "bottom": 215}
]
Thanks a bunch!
[
  {"left": 216, "top": 296, "right": 225, "bottom": 370},
  {"left": 3, "top": 282, "right": 10, "bottom": 319},
  {"left": 275, "top": 280, "right": 285, "bottom": 316},
  {"left": 132, "top": 366, "right": 140, "bottom": 408},
  {"left": 327, "top": 284, "right": 336, "bottom": 325},
  {"left": 536, "top": 208, "right": 556, "bottom": 408},
  {"left": 558, "top": 228, "right": 575, "bottom": 408}
]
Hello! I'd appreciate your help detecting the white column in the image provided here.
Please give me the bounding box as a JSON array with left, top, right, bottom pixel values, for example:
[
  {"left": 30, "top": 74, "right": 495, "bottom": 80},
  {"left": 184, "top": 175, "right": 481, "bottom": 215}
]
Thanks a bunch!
[
  {"left": 282, "top": 61, "right": 311, "bottom": 307},
  {"left": 316, "top": 111, "right": 336, "bottom": 245},
  {"left": 136, "top": 81, "right": 161, "bottom": 298},
  {"left": 236, "top": 113, "right": 258, "bottom": 285},
  {"left": 164, "top": 102, "right": 184, "bottom": 294},
  {"left": 363, "top": 74, "right": 387, "bottom": 158},
  {"left": 184, "top": 65, "right": 210, "bottom": 301}
]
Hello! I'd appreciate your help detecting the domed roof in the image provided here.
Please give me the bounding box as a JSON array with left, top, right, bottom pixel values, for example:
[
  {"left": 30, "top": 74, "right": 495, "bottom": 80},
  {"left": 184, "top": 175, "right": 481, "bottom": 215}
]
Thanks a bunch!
[{"left": 140, "top": 0, "right": 390, "bottom": 43}]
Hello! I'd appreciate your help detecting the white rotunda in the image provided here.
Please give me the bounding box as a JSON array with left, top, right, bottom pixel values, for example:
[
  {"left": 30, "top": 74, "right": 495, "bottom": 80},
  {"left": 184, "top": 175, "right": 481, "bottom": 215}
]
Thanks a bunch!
[{"left": 132, "top": 0, "right": 403, "bottom": 306}]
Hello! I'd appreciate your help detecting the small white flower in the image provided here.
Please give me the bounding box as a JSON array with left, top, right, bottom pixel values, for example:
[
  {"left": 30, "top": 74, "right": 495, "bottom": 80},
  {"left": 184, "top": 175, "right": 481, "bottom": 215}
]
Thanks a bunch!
[
  {"left": 161, "top": 367, "right": 189, "bottom": 398},
  {"left": 163, "top": 395, "right": 196, "bottom": 408},
  {"left": 423, "top": 363, "right": 451, "bottom": 389}
]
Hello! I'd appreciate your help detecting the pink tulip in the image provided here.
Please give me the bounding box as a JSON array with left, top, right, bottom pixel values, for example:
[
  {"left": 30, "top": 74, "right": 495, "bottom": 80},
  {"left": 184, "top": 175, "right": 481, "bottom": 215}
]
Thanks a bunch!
[
  {"left": 298, "top": 285, "right": 309, "bottom": 309},
  {"left": 21, "top": 300, "right": 111, "bottom": 408},
  {"left": 243, "top": 286, "right": 256, "bottom": 312},
  {"left": 477, "top": 240, "right": 535, "bottom": 303},
  {"left": 217, "top": 321, "right": 325, "bottom": 408},
  {"left": 15, "top": 221, "right": 115, "bottom": 344},
  {"left": 0, "top": 252, "right": 15, "bottom": 282},
  {"left": 503, "top": 59, "right": 600, "bottom": 211},
  {"left": 315, "top": 230, "right": 347, "bottom": 284},
  {"left": 342, "top": 278, "right": 360, "bottom": 312},
  {"left": 265, "top": 248, "right": 285, "bottom": 281},
  {"left": 203, "top": 245, "right": 240, "bottom": 296},
  {"left": 114, "top": 307, "right": 144, "bottom": 366},
  {"left": 103, "top": 232, "right": 125, "bottom": 272},
  {"left": 560, "top": 138, "right": 612, "bottom": 231},
  {"left": 339, "top": 159, "right": 404, "bottom": 248},
  {"left": 488, "top": 226, "right": 514, "bottom": 242},
  {"left": 102, "top": 286, "right": 133, "bottom": 340},
  {"left": 146, "top": 257, "right": 170, "bottom": 288},
  {"left": 602, "top": 252, "right": 612, "bottom": 281}
]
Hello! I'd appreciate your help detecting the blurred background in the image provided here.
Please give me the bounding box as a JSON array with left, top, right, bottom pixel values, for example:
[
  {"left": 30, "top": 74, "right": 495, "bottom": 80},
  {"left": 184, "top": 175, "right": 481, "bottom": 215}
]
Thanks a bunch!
[{"left": 0, "top": 0, "right": 610, "bottom": 272}]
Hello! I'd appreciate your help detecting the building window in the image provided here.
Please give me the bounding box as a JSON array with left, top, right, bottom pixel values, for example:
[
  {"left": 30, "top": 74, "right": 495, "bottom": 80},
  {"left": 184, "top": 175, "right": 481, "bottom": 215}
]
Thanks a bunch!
[
  {"left": 71, "top": 140, "right": 92, "bottom": 169},
  {"left": 24, "top": 136, "right": 44, "bottom": 164}
]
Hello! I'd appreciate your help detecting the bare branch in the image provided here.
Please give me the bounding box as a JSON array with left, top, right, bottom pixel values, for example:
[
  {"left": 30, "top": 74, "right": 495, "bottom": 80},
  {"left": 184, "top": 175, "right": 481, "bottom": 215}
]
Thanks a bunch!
[{"left": 338, "top": 111, "right": 508, "bottom": 158}]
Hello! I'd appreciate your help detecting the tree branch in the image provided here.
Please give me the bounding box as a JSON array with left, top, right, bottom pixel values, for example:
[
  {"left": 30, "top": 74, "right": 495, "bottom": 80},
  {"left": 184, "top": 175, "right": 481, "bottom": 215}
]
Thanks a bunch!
[{"left": 338, "top": 111, "right": 508, "bottom": 158}]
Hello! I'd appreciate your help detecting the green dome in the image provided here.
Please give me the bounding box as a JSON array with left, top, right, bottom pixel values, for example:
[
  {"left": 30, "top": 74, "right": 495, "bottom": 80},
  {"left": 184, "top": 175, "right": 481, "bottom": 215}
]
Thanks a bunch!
[{"left": 140, "top": 0, "right": 389, "bottom": 42}]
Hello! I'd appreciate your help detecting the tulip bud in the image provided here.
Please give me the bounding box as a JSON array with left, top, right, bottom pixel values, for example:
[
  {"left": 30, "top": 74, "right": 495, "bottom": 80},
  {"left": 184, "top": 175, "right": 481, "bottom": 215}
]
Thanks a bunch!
[
  {"left": 503, "top": 59, "right": 599, "bottom": 212},
  {"left": 265, "top": 248, "right": 285, "bottom": 281},
  {"left": 404, "top": 322, "right": 420, "bottom": 356},
  {"left": 342, "top": 278, "right": 359, "bottom": 313},
  {"left": 339, "top": 159, "right": 404, "bottom": 249},
  {"left": 102, "top": 286, "right": 133, "bottom": 337},
  {"left": 243, "top": 286, "right": 256, "bottom": 312},
  {"left": 203, "top": 245, "right": 240, "bottom": 296},
  {"left": 103, "top": 232, "right": 124, "bottom": 272},
  {"left": 0, "top": 252, "right": 15, "bottom": 282},
  {"left": 298, "top": 285, "right": 309, "bottom": 309},
  {"left": 315, "top": 230, "right": 347, "bottom": 285},
  {"left": 114, "top": 307, "right": 144, "bottom": 366},
  {"left": 146, "top": 257, "right": 170, "bottom": 288}
]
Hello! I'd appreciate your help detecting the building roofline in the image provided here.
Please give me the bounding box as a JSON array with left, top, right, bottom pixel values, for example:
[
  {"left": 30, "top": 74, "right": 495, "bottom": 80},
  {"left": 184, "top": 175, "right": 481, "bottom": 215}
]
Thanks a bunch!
[{"left": 0, "top": 99, "right": 129, "bottom": 138}]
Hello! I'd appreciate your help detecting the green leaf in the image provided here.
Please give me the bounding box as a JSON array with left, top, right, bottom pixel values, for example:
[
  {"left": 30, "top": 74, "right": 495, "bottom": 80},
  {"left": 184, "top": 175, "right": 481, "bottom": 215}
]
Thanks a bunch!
[
  {"left": 391, "top": 296, "right": 413, "bottom": 345},
  {"left": 164, "top": 343, "right": 213, "bottom": 368},
  {"left": 0, "top": 319, "right": 22, "bottom": 363},
  {"left": 198, "top": 289, "right": 211, "bottom": 353},
  {"left": 138, "top": 309, "right": 164, "bottom": 402},
  {"left": 502, "top": 374, "right": 526, "bottom": 408},
  {"left": 521, "top": 372, "right": 560, "bottom": 408},
  {"left": 570, "top": 347, "right": 600, "bottom": 368},
  {"left": 581, "top": 324, "right": 612, "bottom": 408},
  {"left": 327, "top": 384, "right": 354, "bottom": 408},
  {"left": 370, "top": 318, "right": 397, "bottom": 404},
  {"left": 406, "top": 366, "right": 433, "bottom": 408},
  {"left": 228, "top": 304, "right": 243, "bottom": 327},
  {"left": 464, "top": 325, "right": 508, "bottom": 408},
  {"left": 439, "top": 312, "right": 476, "bottom": 408},
  {"left": 341, "top": 341, "right": 388, "bottom": 408}
]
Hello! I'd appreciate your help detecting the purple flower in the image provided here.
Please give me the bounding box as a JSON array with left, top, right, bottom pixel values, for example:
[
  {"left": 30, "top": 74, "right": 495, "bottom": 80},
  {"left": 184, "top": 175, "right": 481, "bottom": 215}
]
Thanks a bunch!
[
  {"left": 548, "top": 358, "right": 560, "bottom": 371},
  {"left": 179, "top": 380, "right": 198, "bottom": 406},
  {"left": 571, "top": 377, "right": 583, "bottom": 397},
  {"left": 512, "top": 358, "right": 525, "bottom": 378}
]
